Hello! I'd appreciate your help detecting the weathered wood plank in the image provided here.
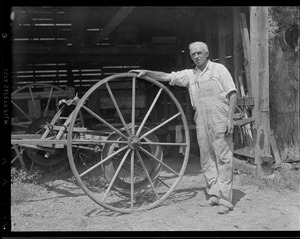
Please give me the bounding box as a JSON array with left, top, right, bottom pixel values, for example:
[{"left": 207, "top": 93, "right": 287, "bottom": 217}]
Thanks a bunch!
[
  {"left": 237, "top": 96, "right": 255, "bottom": 106},
  {"left": 218, "top": 10, "right": 226, "bottom": 65},
  {"left": 232, "top": 7, "right": 242, "bottom": 96},
  {"left": 270, "top": 130, "right": 282, "bottom": 166},
  {"left": 239, "top": 13, "right": 252, "bottom": 96},
  {"left": 250, "top": 6, "right": 271, "bottom": 175},
  {"left": 233, "top": 157, "right": 256, "bottom": 174},
  {"left": 234, "top": 146, "right": 255, "bottom": 158},
  {"left": 12, "top": 90, "right": 72, "bottom": 100}
]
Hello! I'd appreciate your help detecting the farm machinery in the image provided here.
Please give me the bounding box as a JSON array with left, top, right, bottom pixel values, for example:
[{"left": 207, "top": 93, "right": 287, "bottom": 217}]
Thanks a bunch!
[{"left": 11, "top": 73, "right": 191, "bottom": 213}]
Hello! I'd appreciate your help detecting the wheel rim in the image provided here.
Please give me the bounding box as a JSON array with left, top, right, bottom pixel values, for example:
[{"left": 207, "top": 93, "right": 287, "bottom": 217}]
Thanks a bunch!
[{"left": 67, "top": 73, "right": 190, "bottom": 213}]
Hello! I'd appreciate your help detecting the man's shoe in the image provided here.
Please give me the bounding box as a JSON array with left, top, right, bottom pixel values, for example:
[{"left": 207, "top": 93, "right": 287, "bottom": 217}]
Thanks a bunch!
[
  {"left": 217, "top": 205, "right": 230, "bottom": 214},
  {"left": 200, "top": 196, "right": 219, "bottom": 207}
]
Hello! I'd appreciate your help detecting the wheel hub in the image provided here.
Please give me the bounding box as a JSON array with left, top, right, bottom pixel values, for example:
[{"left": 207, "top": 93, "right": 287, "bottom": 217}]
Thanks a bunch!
[{"left": 127, "top": 135, "right": 141, "bottom": 150}]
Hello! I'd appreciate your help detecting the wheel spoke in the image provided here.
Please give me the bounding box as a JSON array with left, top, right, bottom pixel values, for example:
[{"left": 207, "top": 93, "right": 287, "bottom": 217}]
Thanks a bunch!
[
  {"left": 78, "top": 145, "right": 129, "bottom": 177},
  {"left": 135, "top": 150, "right": 159, "bottom": 200},
  {"left": 44, "top": 86, "right": 54, "bottom": 117},
  {"left": 28, "top": 86, "right": 39, "bottom": 118},
  {"left": 11, "top": 122, "right": 31, "bottom": 129},
  {"left": 106, "top": 83, "right": 131, "bottom": 136},
  {"left": 130, "top": 151, "right": 135, "bottom": 210},
  {"left": 55, "top": 97, "right": 59, "bottom": 112},
  {"left": 156, "top": 178, "right": 171, "bottom": 189},
  {"left": 131, "top": 77, "right": 136, "bottom": 135},
  {"left": 102, "top": 148, "right": 131, "bottom": 202},
  {"left": 11, "top": 100, "right": 32, "bottom": 122},
  {"left": 139, "top": 112, "right": 181, "bottom": 141},
  {"left": 138, "top": 146, "right": 180, "bottom": 176},
  {"left": 82, "top": 105, "right": 128, "bottom": 139},
  {"left": 136, "top": 88, "right": 163, "bottom": 137}
]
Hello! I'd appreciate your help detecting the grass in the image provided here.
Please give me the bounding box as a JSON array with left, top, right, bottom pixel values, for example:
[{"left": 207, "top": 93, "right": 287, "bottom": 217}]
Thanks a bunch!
[
  {"left": 235, "top": 144, "right": 300, "bottom": 193},
  {"left": 236, "top": 167, "right": 300, "bottom": 193},
  {"left": 11, "top": 167, "right": 48, "bottom": 205}
]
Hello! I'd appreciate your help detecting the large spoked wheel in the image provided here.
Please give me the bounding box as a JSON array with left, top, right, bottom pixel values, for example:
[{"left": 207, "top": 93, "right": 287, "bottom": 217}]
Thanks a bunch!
[
  {"left": 67, "top": 73, "right": 190, "bottom": 213},
  {"left": 11, "top": 83, "right": 73, "bottom": 133}
]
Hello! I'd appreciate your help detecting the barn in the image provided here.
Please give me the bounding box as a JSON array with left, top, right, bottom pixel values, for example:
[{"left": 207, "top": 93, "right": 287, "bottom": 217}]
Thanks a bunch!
[{"left": 7, "top": 6, "right": 299, "bottom": 179}]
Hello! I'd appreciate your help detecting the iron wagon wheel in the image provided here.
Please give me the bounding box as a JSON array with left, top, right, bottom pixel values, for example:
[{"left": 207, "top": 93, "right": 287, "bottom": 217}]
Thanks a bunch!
[
  {"left": 67, "top": 72, "right": 190, "bottom": 213},
  {"left": 11, "top": 83, "right": 79, "bottom": 133}
]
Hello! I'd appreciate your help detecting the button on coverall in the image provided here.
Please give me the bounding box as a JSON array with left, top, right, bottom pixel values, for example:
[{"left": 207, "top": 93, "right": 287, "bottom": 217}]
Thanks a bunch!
[{"left": 170, "top": 61, "right": 237, "bottom": 209}]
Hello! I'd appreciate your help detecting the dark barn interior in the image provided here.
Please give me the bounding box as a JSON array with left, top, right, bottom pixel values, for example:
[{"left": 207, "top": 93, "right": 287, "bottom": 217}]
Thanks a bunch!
[{"left": 11, "top": 6, "right": 250, "bottom": 125}]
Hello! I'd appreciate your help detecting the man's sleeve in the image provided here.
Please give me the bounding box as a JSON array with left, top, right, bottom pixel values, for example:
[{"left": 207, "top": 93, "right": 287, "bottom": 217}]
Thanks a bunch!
[
  {"left": 218, "top": 65, "right": 237, "bottom": 96},
  {"left": 169, "top": 70, "right": 190, "bottom": 87}
]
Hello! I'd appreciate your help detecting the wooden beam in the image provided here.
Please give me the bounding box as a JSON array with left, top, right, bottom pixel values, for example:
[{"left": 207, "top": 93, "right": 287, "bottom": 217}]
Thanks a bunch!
[
  {"left": 239, "top": 13, "right": 252, "bottom": 96},
  {"left": 232, "top": 7, "right": 242, "bottom": 96},
  {"left": 218, "top": 10, "right": 226, "bottom": 65},
  {"left": 250, "top": 7, "right": 270, "bottom": 175},
  {"left": 93, "top": 7, "right": 135, "bottom": 44}
]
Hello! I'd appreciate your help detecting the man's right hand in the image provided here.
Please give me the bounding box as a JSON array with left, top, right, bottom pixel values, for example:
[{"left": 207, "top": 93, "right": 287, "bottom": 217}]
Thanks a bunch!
[{"left": 129, "top": 69, "right": 147, "bottom": 78}]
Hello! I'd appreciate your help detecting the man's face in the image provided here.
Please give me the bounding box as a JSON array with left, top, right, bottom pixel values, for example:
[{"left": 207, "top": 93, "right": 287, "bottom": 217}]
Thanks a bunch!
[{"left": 189, "top": 44, "right": 209, "bottom": 68}]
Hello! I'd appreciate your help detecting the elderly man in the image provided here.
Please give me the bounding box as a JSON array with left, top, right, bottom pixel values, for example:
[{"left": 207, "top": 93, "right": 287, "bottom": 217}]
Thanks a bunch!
[{"left": 131, "top": 41, "right": 237, "bottom": 214}]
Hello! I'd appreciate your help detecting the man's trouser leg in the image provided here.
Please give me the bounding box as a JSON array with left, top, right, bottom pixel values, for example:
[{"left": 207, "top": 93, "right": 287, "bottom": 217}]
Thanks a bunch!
[
  {"left": 195, "top": 109, "right": 219, "bottom": 198},
  {"left": 213, "top": 131, "right": 234, "bottom": 209},
  {"left": 210, "top": 104, "right": 234, "bottom": 209}
]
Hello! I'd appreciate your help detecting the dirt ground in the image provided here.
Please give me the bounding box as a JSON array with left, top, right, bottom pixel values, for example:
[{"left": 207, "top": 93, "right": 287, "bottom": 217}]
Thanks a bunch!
[{"left": 11, "top": 153, "right": 300, "bottom": 232}]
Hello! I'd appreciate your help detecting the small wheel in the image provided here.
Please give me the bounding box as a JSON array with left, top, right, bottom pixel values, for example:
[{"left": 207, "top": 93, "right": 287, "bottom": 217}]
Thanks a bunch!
[
  {"left": 67, "top": 73, "right": 190, "bottom": 213},
  {"left": 23, "top": 117, "right": 67, "bottom": 167}
]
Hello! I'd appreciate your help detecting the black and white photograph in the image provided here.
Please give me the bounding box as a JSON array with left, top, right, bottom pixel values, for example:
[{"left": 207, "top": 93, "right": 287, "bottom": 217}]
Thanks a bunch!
[{"left": 1, "top": 5, "right": 299, "bottom": 233}]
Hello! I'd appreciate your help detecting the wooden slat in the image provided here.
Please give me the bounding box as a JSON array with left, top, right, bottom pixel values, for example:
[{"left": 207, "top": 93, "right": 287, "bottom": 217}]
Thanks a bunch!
[
  {"left": 13, "top": 44, "right": 178, "bottom": 55},
  {"left": 237, "top": 96, "right": 255, "bottom": 106},
  {"left": 270, "top": 130, "right": 282, "bottom": 166},
  {"left": 232, "top": 7, "right": 242, "bottom": 96},
  {"left": 218, "top": 10, "right": 226, "bottom": 65},
  {"left": 234, "top": 146, "right": 255, "bottom": 158},
  {"left": 12, "top": 90, "right": 72, "bottom": 100},
  {"left": 239, "top": 13, "right": 252, "bottom": 96},
  {"left": 11, "top": 134, "right": 42, "bottom": 139}
]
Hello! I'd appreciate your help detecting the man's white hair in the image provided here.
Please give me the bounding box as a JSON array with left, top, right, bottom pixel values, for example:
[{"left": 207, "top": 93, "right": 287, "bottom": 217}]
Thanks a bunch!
[{"left": 189, "top": 42, "right": 209, "bottom": 53}]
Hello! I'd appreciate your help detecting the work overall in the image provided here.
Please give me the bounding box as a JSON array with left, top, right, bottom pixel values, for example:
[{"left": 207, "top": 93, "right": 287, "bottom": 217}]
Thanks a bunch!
[{"left": 191, "top": 63, "right": 234, "bottom": 209}]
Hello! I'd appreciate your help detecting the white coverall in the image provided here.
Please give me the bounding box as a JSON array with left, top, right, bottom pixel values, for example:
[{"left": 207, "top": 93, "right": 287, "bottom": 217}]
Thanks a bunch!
[{"left": 169, "top": 60, "right": 237, "bottom": 209}]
